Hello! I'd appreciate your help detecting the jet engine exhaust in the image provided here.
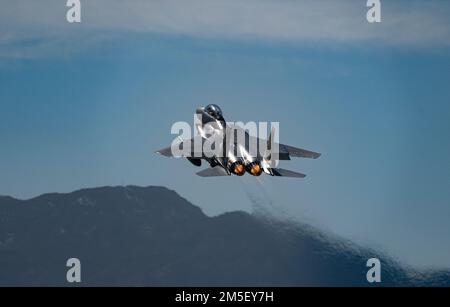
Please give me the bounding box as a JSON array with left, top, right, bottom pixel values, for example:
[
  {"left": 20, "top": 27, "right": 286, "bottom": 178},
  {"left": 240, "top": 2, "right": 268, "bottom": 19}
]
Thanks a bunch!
[
  {"left": 247, "top": 162, "right": 263, "bottom": 176},
  {"left": 233, "top": 163, "right": 245, "bottom": 176},
  {"left": 228, "top": 161, "right": 246, "bottom": 176}
]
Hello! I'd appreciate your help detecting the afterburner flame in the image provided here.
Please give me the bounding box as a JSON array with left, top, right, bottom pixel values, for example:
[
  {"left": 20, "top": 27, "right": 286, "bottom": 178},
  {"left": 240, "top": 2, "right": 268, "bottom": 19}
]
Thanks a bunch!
[
  {"left": 234, "top": 164, "right": 245, "bottom": 176},
  {"left": 250, "top": 164, "right": 262, "bottom": 176}
]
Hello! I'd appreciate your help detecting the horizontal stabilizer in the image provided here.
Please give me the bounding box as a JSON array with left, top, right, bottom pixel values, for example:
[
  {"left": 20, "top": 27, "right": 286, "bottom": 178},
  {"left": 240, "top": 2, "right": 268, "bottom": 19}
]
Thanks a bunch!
[
  {"left": 196, "top": 166, "right": 230, "bottom": 177},
  {"left": 272, "top": 168, "right": 306, "bottom": 178}
]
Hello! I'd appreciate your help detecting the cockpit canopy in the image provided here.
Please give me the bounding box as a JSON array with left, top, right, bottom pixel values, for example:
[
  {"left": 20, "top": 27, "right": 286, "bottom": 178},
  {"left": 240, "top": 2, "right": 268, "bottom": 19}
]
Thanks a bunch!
[{"left": 204, "top": 104, "right": 223, "bottom": 120}]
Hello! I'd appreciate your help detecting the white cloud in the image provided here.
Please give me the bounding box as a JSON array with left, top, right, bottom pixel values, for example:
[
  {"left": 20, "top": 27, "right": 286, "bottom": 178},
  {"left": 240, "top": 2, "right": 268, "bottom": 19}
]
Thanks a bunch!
[{"left": 1, "top": 0, "right": 450, "bottom": 58}]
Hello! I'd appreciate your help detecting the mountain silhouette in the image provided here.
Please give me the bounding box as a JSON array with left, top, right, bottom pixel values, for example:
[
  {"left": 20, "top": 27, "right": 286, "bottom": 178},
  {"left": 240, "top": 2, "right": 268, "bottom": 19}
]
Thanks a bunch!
[{"left": 0, "top": 186, "right": 448, "bottom": 286}]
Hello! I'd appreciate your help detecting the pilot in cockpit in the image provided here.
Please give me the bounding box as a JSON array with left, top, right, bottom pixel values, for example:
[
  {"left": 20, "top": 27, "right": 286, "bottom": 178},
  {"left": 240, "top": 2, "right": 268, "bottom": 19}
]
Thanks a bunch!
[{"left": 204, "top": 104, "right": 224, "bottom": 120}]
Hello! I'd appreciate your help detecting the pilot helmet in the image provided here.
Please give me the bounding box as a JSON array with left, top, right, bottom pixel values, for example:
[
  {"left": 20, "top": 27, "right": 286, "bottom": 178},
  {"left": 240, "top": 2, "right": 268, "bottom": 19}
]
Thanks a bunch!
[{"left": 204, "top": 104, "right": 223, "bottom": 119}]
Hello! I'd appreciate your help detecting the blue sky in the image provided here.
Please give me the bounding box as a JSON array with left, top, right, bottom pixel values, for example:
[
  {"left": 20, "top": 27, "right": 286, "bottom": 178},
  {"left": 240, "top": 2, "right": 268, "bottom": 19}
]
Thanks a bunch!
[{"left": 1, "top": 0, "right": 450, "bottom": 269}]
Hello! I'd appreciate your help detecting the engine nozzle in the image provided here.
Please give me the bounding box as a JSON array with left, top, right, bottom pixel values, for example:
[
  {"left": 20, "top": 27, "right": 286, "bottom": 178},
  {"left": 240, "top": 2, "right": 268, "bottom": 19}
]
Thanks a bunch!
[
  {"left": 228, "top": 161, "right": 245, "bottom": 176},
  {"left": 247, "top": 162, "right": 263, "bottom": 176},
  {"left": 233, "top": 164, "right": 245, "bottom": 176}
]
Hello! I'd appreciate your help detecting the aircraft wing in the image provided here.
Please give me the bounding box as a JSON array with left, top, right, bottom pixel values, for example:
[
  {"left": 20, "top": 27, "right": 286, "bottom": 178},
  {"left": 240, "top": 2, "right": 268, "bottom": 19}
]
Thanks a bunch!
[
  {"left": 271, "top": 168, "right": 306, "bottom": 178},
  {"left": 155, "top": 145, "right": 176, "bottom": 157},
  {"left": 157, "top": 126, "right": 321, "bottom": 160},
  {"left": 155, "top": 135, "right": 205, "bottom": 158},
  {"left": 278, "top": 144, "right": 321, "bottom": 159},
  {"left": 228, "top": 125, "right": 321, "bottom": 160},
  {"left": 196, "top": 166, "right": 230, "bottom": 177}
]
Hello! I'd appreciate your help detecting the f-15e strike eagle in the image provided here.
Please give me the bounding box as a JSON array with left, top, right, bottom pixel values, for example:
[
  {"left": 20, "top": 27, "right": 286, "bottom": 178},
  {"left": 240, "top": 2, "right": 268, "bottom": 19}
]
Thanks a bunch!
[{"left": 156, "top": 104, "right": 320, "bottom": 178}]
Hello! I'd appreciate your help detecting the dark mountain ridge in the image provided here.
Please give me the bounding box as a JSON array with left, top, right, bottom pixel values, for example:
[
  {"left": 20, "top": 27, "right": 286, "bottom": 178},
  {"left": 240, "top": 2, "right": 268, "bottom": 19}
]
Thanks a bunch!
[{"left": 0, "top": 186, "right": 448, "bottom": 286}]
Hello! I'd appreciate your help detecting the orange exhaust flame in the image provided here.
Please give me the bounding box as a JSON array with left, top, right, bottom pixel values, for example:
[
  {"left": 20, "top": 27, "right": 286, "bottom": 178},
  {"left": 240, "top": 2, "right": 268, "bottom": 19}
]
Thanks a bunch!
[
  {"left": 234, "top": 164, "right": 245, "bottom": 176},
  {"left": 250, "top": 164, "right": 262, "bottom": 176}
]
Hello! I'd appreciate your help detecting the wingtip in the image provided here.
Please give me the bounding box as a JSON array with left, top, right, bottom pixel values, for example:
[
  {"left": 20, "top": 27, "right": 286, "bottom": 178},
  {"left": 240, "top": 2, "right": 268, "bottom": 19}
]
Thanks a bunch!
[{"left": 155, "top": 149, "right": 173, "bottom": 157}]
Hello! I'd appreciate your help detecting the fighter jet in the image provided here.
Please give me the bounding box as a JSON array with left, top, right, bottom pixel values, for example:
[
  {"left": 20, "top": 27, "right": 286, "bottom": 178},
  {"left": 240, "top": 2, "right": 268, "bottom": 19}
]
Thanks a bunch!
[{"left": 156, "top": 104, "right": 320, "bottom": 178}]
